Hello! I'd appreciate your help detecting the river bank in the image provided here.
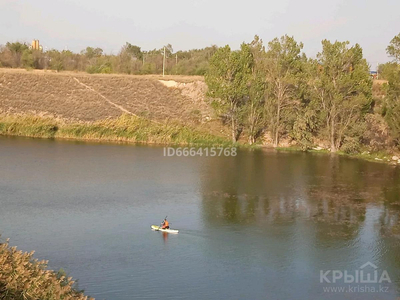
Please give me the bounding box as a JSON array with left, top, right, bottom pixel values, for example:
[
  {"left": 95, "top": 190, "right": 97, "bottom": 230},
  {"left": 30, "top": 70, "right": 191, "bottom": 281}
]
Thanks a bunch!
[
  {"left": 0, "top": 113, "right": 229, "bottom": 146},
  {"left": 2, "top": 113, "right": 399, "bottom": 167},
  {"left": 0, "top": 69, "right": 398, "bottom": 164},
  {"left": 276, "top": 146, "right": 400, "bottom": 166}
]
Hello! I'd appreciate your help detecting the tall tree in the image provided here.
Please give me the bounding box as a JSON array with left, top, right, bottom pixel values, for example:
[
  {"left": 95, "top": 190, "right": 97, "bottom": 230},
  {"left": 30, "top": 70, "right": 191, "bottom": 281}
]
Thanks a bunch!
[
  {"left": 385, "top": 92, "right": 400, "bottom": 145},
  {"left": 264, "top": 35, "right": 305, "bottom": 147},
  {"left": 81, "top": 47, "right": 103, "bottom": 59},
  {"left": 5, "top": 42, "right": 29, "bottom": 67},
  {"left": 118, "top": 43, "right": 142, "bottom": 74},
  {"left": 311, "top": 40, "right": 372, "bottom": 152},
  {"left": 383, "top": 35, "right": 400, "bottom": 145},
  {"left": 385, "top": 32, "right": 400, "bottom": 145},
  {"left": 244, "top": 36, "right": 267, "bottom": 144},
  {"left": 205, "top": 44, "right": 252, "bottom": 142},
  {"left": 124, "top": 43, "right": 143, "bottom": 60},
  {"left": 387, "top": 33, "right": 400, "bottom": 62},
  {"left": 163, "top": 44, "right": 173, "bottom": 58}
]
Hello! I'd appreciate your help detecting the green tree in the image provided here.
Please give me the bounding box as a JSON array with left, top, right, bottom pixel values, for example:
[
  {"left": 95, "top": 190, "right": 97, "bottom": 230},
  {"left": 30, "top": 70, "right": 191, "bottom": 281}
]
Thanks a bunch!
[
  {"left": 378, "top": 62, "right": 398, "bottom": 80},
  {"left": 385, "top": 100, "right": 400, "bottom": 146},
  {"left": 244, "top": 36, "right": 267, "bottom": 144},
  {"left": 386, "top": 33, "right": 400, "bottom": 62},
  {"left": 81, "top": 47, "right": 103, "bottom": 59},
  {"left": 171, "top": 46, "right": 217, "bottom": 75},
  {"left": 6, "top": 42, "right": 29, "bottom": 54},
  {"left": 21, "top": 49, "right": 34, "bottom": 69},
  {"left": 5, "top": 42, "right": 29, "bottom": 67},
  {"left": 291, "top": 107, "right": 318, "bottom": 150},
  {"left": 311, "top": 40, "right": 372, "bottom": 152},
  {"left": 124, "top": 42, "right": 143, "bottom": 60},
  {"left": 264, "top": 35, "right": 305, "bottom": 147},
  {"left": 47, "top": 49, "right": 64, "bottom": 71},
  {"left": 117, "top": 43, "right": 143, "bottom": 74},
  {"left": 384, "top": 33, "right": 400, "bottom": 145},
  {"left": 382, "top": 63, "right": 400, "bottom": 145},
  {"left": 205, "top": 44, "right": 252, "bottom": 142},
  {"left": 163, "top": 44, "right": 173, "bottom": 58}
]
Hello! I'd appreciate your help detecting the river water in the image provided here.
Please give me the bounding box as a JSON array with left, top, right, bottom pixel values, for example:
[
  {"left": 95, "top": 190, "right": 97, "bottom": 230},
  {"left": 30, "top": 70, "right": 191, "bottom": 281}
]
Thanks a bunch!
[{"left": 0, "top": 136, "right": 399, "bottom": 300}]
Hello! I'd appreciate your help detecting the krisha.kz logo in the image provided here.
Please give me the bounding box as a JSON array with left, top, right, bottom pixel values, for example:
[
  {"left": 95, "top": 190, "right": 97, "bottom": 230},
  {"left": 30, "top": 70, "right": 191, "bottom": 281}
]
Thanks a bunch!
[{"left": 320, "top": 262, "right": 392, "bottom": 294}]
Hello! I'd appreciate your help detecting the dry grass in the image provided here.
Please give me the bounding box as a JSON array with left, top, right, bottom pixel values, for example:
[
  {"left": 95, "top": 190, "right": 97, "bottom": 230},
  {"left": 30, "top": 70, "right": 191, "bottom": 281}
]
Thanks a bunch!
[
  {"left": 373, "top": 79, "right": 388, "bottom": 85},
  {"left": 0, "top": 68, "right": 228, "bottom": 138},
  {"left": 372, "top": 80, "right": 387, "bottom": 99},
  {"left": 0, "top": 238, "right": 93, "bottom": 300},
  {"left": 0, "top": 68, "right": 205, "bottom": 82},
  {"left": 0, "top": 113, "right": 230, "bottom": 146}
]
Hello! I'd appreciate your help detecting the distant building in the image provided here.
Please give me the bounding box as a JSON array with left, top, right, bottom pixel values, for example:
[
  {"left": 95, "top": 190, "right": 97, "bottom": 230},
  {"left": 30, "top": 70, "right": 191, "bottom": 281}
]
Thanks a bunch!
[
  {"left": 30, "top": 39, "right": 42, "bottom": 51},
  {"left": 370, "top": 71, "right": 378, "bottom": 79}
]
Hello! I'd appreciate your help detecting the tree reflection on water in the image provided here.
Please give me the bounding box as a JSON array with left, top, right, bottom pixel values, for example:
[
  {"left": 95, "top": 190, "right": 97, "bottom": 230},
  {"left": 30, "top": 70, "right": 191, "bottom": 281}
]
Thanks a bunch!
[{"left": 200, "top": 150, "right": 400, "bottom": 237}]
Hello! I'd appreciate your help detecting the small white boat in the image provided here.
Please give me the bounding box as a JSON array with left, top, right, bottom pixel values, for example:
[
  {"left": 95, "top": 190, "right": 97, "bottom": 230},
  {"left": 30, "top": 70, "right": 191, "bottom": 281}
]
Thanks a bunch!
[{"left": 151, "top": 225, "right": 179, "bottom": 234}]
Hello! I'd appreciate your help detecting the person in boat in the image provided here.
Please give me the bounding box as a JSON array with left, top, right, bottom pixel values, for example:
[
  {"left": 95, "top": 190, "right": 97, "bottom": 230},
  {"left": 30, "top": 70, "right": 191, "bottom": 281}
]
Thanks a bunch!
[{"left": 161, "top": 218, "right": 169, "bottom": 229}]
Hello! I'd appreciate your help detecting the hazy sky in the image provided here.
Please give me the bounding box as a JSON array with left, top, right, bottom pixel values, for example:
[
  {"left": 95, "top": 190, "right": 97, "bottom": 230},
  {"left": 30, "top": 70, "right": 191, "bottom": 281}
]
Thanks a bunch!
[{"left": 1, "top": 0, "right": 399, "bottom": 67}]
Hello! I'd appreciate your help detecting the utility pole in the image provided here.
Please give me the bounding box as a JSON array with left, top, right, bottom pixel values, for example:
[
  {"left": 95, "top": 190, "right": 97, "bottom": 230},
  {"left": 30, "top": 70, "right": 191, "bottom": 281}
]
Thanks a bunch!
[
  {"left": 163, "top": 46, "right": 166, "bottom": 77},
  {"left": 376, "top": 62, "right": 379, "bottom": 80}
]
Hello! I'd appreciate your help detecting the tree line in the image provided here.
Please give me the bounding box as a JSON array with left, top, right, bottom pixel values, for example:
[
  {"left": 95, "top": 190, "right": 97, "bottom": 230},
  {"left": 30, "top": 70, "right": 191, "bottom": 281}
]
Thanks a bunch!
[
  {"left": 1, "top": 35, "right": 399, "bottom": 153},
  {"left": 0, "top": 42, "right": 217, "bottom": 75},
  {"left": 205, "top": 34, "right": 400, "bottom": 153}
]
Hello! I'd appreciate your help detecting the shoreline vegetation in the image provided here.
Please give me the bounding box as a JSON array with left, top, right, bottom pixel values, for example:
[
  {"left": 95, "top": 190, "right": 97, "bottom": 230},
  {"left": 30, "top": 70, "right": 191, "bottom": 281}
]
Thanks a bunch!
[
  {"left": 1, "top": 33, "right": 400, "bottom": 164},
  {"left": 0, "top": 114, "right": 230, "bottom": 146},
  {"left": 0, "top": 113, "right": 398, "bottom": 165},
  {"left": 0, "top": 237, "right": 93, "bottom": 300},
  {"left": 276, "top": 147, "right": 400, "bottom": 165}
]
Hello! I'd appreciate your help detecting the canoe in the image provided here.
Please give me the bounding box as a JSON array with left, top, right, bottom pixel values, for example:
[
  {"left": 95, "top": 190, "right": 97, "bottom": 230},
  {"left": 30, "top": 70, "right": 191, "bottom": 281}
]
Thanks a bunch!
[{"left": 151, "top": 225, "right": 179, "bottom": 233}]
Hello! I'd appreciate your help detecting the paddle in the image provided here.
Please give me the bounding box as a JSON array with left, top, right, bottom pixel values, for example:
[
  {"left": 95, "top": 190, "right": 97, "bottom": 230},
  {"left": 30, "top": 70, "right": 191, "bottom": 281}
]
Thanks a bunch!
[{"left": 158, "top": 216, "right": 167, "bottom": 231}]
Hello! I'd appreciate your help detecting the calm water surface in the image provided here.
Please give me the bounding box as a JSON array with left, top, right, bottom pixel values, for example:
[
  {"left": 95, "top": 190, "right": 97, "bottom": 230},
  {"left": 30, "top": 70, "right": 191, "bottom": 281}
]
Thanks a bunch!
[{"left": 0, "top": 136, "right": 399, "bottom": 300}]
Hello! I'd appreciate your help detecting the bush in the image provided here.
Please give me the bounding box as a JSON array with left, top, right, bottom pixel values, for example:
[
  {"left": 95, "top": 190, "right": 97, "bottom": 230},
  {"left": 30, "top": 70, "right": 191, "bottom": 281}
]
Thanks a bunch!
[
  {"left": 0, "top": 238, "right": 92, "bottom": 300},
  {"left": 362, "top": 114, "right": 391, "bottom": 150},
  {"left": 291, "top": 118, "right": 313, "bottom": 150},
  {"left": 341, "top": 136, "right": 361, "bottom": 154}
]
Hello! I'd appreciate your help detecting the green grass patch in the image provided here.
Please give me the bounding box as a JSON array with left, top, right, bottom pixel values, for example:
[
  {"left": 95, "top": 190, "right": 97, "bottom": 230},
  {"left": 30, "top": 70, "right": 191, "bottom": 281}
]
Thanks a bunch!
[
  {"left": 276, "top": 145, "right": 398, "bottom": 165},
  {"left": 337, "top": 149, "right": 395, "bottom": 163},
  {"left": 275, "top": 146, "right": 304, "bottom": 152}
]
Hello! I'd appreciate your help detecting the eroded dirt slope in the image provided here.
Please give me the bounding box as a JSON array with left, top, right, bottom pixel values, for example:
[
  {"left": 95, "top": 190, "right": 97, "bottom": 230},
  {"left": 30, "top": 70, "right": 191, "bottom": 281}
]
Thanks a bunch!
[{"left": 0, "top": 69, "right": 215, "bottom": 127}]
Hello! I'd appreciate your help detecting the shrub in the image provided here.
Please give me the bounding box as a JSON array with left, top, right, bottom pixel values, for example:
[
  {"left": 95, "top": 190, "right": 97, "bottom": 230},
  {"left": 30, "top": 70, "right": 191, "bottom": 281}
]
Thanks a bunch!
[
  {"left": 0, "top": 238, "right": 93, "bottom": 300},
  {"left": 341, "top": 136, "right": 361, "bottom": 154}
]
